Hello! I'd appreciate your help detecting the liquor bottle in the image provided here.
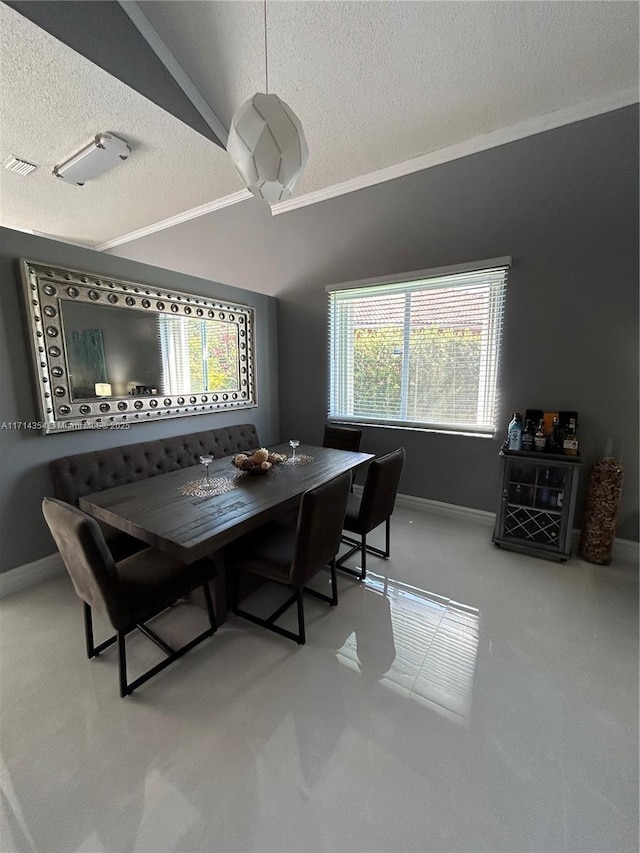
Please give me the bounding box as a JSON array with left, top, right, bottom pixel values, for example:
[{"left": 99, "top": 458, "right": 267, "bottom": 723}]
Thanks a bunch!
[
  {"left": 550, "top": 417, "right": 564, "bottom": 453},
  {"left": 507, "top": 412, "right": 523, "bottom": 451},
  {"left": 540, "top": 468, "right": 551, "bottom": 508},
  {"left": 522, "top": 419, "right": 535, "bottom": 451},
  {"left": 534, "top": 419, "right": 547, "bottom": 452},
  {"left": 563, "top": 418, "right": 579, "bottom": 456}
]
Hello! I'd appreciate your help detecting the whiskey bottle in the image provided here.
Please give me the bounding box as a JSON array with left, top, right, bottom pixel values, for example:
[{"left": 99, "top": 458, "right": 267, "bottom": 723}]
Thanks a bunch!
[
  {"left": 522, "top": 419, "right": 535, "bottom": 451},
  {"left": 550, "top": 417, "right": 564, "bottom": 453},
  {"left": 563, "top": 418, "right": 579, "bottom": 455},
  {"left": 534, "top": 420, "right": 547, "bottom": 452},
  {"left": 540, "top": 468, "right": 551, "bottom": 508}
]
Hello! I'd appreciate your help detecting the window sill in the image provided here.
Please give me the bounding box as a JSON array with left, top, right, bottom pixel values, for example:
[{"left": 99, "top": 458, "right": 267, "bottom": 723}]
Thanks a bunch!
[{"left": 328, "top": 419, "right": 496, "bottom": 440}]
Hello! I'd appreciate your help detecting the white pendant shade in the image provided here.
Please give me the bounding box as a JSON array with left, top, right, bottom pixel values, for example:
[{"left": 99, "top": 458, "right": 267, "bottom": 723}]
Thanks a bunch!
[{"left": 227, "top": 93, "right": 309, "bottom": 205}]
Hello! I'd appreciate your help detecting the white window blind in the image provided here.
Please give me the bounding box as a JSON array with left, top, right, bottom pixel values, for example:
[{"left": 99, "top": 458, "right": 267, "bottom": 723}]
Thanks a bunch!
[{"left": 328, "top": 260, "right": 510, "bottom": 434}]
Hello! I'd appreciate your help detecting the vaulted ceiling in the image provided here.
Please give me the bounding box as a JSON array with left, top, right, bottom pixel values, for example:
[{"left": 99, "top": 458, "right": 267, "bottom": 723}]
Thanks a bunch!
[{"left": 0, "top": 1, "right": 638, "bottom": 250}]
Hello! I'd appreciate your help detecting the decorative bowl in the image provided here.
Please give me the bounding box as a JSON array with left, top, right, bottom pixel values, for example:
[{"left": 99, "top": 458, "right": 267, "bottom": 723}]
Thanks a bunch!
[{"left": 232, "top": 449, "right": 286, "bottom": 475}]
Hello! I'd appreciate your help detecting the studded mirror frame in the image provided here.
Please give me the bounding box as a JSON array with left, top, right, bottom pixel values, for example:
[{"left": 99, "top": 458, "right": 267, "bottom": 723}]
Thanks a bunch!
[{"left": 20, "top": 259, "right": 257, "bottom": 434}]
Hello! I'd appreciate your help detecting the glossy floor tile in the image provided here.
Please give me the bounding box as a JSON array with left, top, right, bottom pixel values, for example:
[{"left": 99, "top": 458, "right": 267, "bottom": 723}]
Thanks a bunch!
[{"left": 1, "top": 508, "right": 638, "bottom": 852}]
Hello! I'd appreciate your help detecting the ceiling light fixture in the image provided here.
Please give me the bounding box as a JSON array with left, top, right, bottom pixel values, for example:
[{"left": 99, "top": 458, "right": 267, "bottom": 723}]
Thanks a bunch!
[
  {"left": 53, "top": 133, "right": 131, "bottom": 186},
  {"left": 226, "top": 0, "right": 308, "bottom": 205}
]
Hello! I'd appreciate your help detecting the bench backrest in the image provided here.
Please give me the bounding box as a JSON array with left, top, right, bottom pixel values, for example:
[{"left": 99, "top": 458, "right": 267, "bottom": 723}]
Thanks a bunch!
[{"left": 50, "top": 423, "right": 260, "bottom": 506}]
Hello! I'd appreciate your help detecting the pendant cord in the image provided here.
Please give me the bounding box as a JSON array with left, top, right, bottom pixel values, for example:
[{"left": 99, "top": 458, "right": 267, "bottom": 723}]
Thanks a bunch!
[{"left": 264, "top": 0, "right": 268, "bottom": 94}]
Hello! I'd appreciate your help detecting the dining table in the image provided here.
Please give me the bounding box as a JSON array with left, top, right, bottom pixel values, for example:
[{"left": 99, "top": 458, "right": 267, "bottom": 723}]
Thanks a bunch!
[{"left": 79, "top": 443, "right": 372, "bottom": 566}]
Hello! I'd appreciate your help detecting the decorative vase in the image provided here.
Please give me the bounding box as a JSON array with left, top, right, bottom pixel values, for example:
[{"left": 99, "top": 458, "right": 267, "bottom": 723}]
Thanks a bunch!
[{"left": 579, "top": 458, "right": 624, "bottom": 565}]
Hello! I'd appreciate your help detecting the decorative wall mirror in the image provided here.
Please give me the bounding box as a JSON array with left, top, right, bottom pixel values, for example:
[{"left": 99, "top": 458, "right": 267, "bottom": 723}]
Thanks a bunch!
[{"left": 20, "top": 260, "right": 257, "bottom": 434}]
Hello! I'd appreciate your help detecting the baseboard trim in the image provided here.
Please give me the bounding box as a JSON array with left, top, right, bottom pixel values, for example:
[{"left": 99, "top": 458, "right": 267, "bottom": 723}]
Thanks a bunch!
[
  {"left": 0, "top": 553, "right": 65, "bottom": 599},
  {"left": 611, "top": 538, "right": 640, "bottom": 564},
  {"left": 390, "top": 489, "right": 639, "bottom": 563},
  {"left": 393, "top": 491, "right": 495, "bottom": 525}
]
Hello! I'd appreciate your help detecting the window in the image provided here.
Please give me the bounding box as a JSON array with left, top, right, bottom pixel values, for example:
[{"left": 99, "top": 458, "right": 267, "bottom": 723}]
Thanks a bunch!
[
  {"left": 159, "top": 315, "right": 239, "bottom": 395},
  {"left": 328, "top": 258, "right": 510, "bottom": 435}
]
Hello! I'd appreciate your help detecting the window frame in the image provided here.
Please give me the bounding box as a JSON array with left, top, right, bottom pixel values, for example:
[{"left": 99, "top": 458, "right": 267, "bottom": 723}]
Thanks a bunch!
[{"left": 327, "top": 257, "right": 511, "bottom": 437}]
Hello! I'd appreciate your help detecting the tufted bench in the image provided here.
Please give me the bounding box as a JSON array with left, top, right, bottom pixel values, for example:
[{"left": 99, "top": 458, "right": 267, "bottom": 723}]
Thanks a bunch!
[{"left": 49, "top": 423, "right": 260, "bottom": 560}]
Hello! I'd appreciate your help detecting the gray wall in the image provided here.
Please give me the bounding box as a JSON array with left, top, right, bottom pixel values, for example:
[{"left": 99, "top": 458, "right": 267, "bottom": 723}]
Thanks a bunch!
[
  {"left": 0, "top": 228, "right": 279, "bottom": 572},
  {"left": 113, "top": 105, "right": 639, "bottom": 542},
  {"left": 277, "top": 108, "right": 639, "bottom": 540},
  {"left": 279, "top": 107, "right": 639, "bottom": 540}
]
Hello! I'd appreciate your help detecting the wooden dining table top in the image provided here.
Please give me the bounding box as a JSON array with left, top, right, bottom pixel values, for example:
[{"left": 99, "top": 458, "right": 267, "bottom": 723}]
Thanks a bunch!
[{"left": 79, "top": 443, "right": 373, "bottom": 563}]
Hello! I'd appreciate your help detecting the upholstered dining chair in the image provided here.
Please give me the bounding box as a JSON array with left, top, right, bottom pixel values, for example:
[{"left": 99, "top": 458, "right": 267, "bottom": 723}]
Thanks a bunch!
[
  {"left": 322, "top": 424, "right": 363, "bottom": 452},
  {"left": 337, "top": 447, "right": 406, "bottom": 581},
  {"left": 42, "top": 497, "right": 218, "bottom": 697},
  {"left": 228, "top": 472, "right": 351, "bottom": 645},
  {"left": 323, "top": 423, "right": 363, "bottom": 490}
]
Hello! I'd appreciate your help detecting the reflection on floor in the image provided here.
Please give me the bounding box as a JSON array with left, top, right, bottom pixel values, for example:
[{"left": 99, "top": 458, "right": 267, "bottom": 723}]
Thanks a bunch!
[
  {"left": 1, "top": 506, "right": 638, "bottom": 852},
  {"left": 337, "top": 576, "right": 479, "bottom": 725}
]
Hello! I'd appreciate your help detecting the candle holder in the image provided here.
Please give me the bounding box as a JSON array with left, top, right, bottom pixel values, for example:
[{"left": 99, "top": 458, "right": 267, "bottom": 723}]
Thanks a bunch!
[
  {"left": 199, "top": 455, "right": 214, "bottom": 481},
  {"left": 288, "top": 439, "right": 300, "bottom": 463}
]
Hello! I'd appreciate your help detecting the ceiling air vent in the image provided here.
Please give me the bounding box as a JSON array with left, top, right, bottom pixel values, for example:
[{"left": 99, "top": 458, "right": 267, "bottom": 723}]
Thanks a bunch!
[{"left": 3, "top": 155, "right": 37, "bottom": 176}]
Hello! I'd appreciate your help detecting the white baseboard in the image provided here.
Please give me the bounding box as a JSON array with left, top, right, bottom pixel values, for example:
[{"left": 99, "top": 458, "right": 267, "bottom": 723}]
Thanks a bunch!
[
  {"left": 0, "top": 553, "right": 65, "bottom": 599},
  {"left": 391, "top": 489, "right": 639, "bottom": 564},
  {"left": 611, "top": 538, "right": 640, "bottom": 564},
  {"left": 394, "top": 491, "right": 495, "bottom": 526}
]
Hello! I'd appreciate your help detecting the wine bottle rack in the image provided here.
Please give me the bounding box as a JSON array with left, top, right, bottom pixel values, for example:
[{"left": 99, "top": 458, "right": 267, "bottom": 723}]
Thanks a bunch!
[{"left": 492, "top": 449, "right": 581, "bottom": 561}]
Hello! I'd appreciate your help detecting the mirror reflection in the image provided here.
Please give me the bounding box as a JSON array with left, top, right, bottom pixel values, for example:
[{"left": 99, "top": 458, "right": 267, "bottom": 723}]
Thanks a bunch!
[{"left": 61, "top": 301, "right": 240, "bottom": 401}]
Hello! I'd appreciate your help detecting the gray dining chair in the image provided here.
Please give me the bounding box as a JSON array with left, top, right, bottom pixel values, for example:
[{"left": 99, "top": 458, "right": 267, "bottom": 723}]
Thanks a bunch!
[
  {"left": 228, "top": 472, "right": 351, "bottom": 645},
  {"left": 42, "top": 497, "right": 218, "bottom": 697},
  {"left": 337, "top": 447, "right": 406, "bottom": 581},
  {"left": 323, "top": 424, "right": 363, "bottom": 490},
  {"left": 322, "top": 424, "right": 363, "bottom": 452}
]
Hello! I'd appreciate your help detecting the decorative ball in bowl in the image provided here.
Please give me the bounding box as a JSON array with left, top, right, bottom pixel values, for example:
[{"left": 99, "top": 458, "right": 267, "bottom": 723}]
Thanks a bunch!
[{"left": 232, "top": 448, "right": 286, "bottom": 475}]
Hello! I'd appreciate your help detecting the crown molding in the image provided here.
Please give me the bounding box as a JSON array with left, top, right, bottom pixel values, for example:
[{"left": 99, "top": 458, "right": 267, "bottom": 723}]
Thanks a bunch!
[
  {"left": 96, "top": 190, "right": 252, "bottom": 251},
  {"left": 271, "top": 87, "right": 639, "bottom": 215},
  {"left": 98, "top": 87, "right": 638, "bottom": 250},
  {"left": 8, "top": 227, "right": 97, "bottom": 250}
]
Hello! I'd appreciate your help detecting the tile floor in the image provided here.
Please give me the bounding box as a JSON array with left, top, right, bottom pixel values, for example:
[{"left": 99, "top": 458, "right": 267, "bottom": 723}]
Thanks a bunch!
[{"left": 1, "top": 508, "right": 638, "bottom": 852}]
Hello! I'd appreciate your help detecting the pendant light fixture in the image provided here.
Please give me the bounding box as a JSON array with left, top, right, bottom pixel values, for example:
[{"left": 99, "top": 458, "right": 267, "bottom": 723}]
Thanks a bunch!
[{"left": 226, "top": 1, "right": 308, "bottom": 205}]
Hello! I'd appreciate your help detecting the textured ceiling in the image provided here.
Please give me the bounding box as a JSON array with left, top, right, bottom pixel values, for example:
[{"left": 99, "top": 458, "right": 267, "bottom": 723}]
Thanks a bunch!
[
  {"left": 0, "top": 0, "right": 638, "bottom": 247},
  {"left": 142, "top": 0, "right": 639, "bottom": 197},
  {"left": 0, "top": 2, "right": 240, "bottom": 244}
]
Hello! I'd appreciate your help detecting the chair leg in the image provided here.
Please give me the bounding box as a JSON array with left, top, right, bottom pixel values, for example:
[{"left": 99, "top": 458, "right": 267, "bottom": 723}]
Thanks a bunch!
[
  {"left": 385, "top": 517, "right": 390, "bottom": 558},
  {"left": 84, "top": 602, "right": 118, "bottom": 657},
  {"left": 118, "top": 631, "right": 129, "bottom": 698},
  {"left": 330, "top": 558, "right": 338, "bottom": 606},
  {"left": 336, "top": 535, "right": 366, "bottom": 581},
  {"left": 360, "top": 518, "right": 392, "bottom": 561},
  {"left": 337, "top": 518, "right": 392, "bottom": 580},
  {"left": 202, "top": 581, "right": 217, "bottom": 635},
  {"left": 361, "top": 534, "right": 367, "bottom": 580},
  {"left": 86, "top": 587, "right": 217, "bottom": 698},
  {"left": 231, "top": 568, "right": 239, "bottom": 615},
  {"left": 84, "top": 602, "right": 95, "bottom": 658},
  {"left": 296, "top": 589, "right": 306, "bottom": 646}
]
